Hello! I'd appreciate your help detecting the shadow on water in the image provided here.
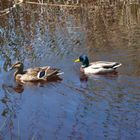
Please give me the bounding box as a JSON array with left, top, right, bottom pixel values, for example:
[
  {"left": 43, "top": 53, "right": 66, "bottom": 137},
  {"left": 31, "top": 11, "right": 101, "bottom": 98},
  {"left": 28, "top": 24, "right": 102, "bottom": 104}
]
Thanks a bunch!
[{"left": 0, "top": 0, "right": 140, "bottom": 140}]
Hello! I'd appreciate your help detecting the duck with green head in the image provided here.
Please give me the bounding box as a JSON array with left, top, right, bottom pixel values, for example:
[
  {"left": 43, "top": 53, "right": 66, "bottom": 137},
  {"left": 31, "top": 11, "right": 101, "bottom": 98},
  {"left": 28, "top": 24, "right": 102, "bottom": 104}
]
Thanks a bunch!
[{"left": 74, "top": 55, "right": 122, "bottom": 75}]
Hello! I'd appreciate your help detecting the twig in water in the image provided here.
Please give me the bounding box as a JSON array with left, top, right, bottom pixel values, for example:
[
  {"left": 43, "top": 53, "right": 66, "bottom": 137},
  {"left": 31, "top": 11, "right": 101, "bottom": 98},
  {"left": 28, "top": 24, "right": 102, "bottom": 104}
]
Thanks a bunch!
[
  {"left": 0, "top": 118, "right": 8, "bottom": 132},
  {"left": 31, "top": 133, "right": 36, "bottom": 140},
  {"left": 18, "top": 119, "right": 20, "bottom": 140}
]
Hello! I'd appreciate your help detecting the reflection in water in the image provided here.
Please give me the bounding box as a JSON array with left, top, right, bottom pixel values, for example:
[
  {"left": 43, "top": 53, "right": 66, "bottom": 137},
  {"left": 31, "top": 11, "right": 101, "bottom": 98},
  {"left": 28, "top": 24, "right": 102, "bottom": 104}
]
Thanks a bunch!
[
  {"left": 2, "top": 75, "right": 62, "bottom": 93},
  {"left": 1, "top": 84, "right": 22, "bottom": 117},
  {"left": 2, "top": 84, "right": 24, "bottom": 94},
  {"left": 0, "top": 83, "right": 23, "bottom": 139},
  {"left": 79, "top": 72, "right": 89, "bottom": 89},
  {"left": 0, "top": 0, "right": 140, "bottom": 140}
]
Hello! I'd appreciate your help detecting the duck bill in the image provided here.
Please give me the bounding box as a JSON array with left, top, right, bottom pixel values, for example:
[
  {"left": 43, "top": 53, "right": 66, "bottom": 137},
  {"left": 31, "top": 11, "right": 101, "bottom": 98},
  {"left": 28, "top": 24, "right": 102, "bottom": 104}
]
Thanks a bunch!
[
  {"left": 74, "top": 59, "right": 80, "bottom": 62},
  {"left": 8, "top": 66, "right": 14, "bottom": 71},
  {"left": 8, "top": 67, "right": 13, "bottom": 71}
]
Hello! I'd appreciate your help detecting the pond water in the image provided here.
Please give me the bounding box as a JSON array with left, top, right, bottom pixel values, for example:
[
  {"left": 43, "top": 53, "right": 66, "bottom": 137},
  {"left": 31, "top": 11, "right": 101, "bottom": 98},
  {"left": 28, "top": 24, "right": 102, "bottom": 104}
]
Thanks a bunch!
[{"left": 0, "top": 1, "right": 140, "bottom": 140}]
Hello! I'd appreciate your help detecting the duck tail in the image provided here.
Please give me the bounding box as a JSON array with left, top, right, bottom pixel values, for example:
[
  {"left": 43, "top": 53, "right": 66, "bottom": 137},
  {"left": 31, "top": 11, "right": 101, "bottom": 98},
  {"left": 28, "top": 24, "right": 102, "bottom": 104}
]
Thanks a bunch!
[
  {"left": 113, "top": 63, "right": 122, "bottom": 69},
  {"left": 56, "top": 71, "right": 64, "bottom": 76},
  {"left": 46, "top": 70, "right": 64, "bottom": 78}
]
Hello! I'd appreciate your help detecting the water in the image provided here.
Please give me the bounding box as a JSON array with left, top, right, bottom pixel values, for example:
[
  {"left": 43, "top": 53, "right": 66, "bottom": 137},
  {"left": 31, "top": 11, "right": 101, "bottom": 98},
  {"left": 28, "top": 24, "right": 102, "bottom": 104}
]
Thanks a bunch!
[{"left": 0, "top": 1, "right": 140, "bottom": 140}]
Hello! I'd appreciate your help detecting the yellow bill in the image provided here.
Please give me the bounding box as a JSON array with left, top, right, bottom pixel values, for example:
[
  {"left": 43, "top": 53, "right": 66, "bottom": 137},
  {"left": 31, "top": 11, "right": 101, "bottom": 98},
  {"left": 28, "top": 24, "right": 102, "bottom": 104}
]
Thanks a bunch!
[{"left": 74, "top": 59, "right": 80, "bottom": 62}]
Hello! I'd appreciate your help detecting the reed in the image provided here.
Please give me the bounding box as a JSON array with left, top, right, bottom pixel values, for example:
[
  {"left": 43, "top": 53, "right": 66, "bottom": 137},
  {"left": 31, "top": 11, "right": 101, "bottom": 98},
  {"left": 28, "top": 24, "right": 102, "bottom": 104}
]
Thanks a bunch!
[
  {"left": 26, "top": 1, "right": 80, "bottom": 7},
  {"left": 0, "top": 0, "right": 23, "bottom": 16},
  {"left": 0, "top": 118, "right": 8, "bottom": 132},
  {"left": 18, "top": 119, "right": 20, "bottom": 140},
  {"left": 31, "top": 133, "right": 36, "bottom": 140}
]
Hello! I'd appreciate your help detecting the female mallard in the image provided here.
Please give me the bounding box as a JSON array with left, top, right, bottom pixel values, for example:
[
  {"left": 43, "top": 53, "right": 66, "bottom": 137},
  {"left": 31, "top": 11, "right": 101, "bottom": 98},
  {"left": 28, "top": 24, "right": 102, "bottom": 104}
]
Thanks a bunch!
[
  {"left": 10, "top": 61, "right": 62, "bottom": 83},
  {"left": 74, "top": 55, "right": 122, "bottom": 75}
]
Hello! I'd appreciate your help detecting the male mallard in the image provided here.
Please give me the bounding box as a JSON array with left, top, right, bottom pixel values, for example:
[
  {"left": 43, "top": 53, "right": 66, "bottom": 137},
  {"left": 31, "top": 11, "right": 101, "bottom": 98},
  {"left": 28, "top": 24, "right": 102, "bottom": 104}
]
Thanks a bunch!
[
  {"left": 10, "top": 61, "right": 62, "bottom": 83},
  {"left": 74, "top": 55, "right": 122, "bottom": 75}
]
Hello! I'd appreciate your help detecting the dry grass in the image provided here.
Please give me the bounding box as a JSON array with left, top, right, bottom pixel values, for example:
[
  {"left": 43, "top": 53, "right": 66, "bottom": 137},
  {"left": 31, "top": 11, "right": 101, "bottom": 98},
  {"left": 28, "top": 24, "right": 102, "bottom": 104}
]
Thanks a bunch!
[
  {"left": 0, "top": 0, "right": 81, "bottom": 16},
  {"left": 26, "top": 1, "right": 80, "bottom": 7}
]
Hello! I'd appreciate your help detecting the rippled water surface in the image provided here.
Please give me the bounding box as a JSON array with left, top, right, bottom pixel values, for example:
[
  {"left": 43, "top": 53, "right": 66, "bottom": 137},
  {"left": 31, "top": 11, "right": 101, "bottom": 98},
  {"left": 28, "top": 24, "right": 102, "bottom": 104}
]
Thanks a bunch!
[{"left": 0, "top": 1, "right": 140, "bottom": 140}]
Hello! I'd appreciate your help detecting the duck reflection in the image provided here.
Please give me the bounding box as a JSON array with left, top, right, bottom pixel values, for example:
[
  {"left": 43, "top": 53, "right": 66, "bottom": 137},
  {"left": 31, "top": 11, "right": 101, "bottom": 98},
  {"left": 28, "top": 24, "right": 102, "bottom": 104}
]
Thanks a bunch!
[
  {"left": 2, "top": 83, "right": 24, "bottom": 94},
  {"left": 4, "top": 76, "right": 62, "bottom": 95},
  {"left": 79, "top": 72, "right": 88, "bottom": 89},
  {"left": 79, "top": 70, "right": 119, "bottom": 89}
]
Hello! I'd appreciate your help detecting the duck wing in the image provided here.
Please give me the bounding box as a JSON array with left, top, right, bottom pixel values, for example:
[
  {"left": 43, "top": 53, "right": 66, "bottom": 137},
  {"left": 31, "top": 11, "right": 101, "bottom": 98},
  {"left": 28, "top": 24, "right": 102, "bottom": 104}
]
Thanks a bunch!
[
  {"left": 37, "top": 66, "right": 61, "bottom": 79},
  {"left": 45, "top": 68, "right": 60, "bottom": 77},
  {"left": 25, "top": 66, "right": 58, "bottom": 78},
  {"left": 18, "top": 66, "right": 62, "bottom": 82},
  {"left": 26, "top": 67, "right": 42, "bottom": 75},
  {"left": 90, "top": 61, "right": 121, "bottom": 69}
]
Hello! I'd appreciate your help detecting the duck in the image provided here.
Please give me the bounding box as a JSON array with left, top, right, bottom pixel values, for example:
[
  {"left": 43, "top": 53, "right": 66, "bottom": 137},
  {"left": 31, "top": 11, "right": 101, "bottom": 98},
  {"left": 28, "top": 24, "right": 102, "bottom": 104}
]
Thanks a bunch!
[
  {"left": 9, "top": 61, "right": 62, "bottom": 83},
  {"left": 74, "top": 55, "right": 122, "bottom": 75}
]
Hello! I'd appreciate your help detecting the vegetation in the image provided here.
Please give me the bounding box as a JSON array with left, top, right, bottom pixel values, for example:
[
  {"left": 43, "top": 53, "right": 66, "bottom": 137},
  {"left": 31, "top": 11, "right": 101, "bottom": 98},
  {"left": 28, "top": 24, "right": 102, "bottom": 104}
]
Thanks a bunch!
[
  {"left": 0, "top": 0, "right": 140, "bottom": 69},
  {"left": 0, "top": 1, "right": 140, "bottom": 139}
]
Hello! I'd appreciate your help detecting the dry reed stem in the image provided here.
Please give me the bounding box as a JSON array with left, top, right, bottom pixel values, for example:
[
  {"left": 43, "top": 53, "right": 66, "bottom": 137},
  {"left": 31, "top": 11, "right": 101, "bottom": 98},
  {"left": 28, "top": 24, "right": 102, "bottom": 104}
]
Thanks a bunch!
[
  {"left": 0, "top": 0, "right": 80, "bottom": 17},
  {"left": 0, "top": 1, "right": 23, "bottom": 17},
  {"left": 18, "top": 119, "right": 20, "bottom": 140},
  {"left": 26, "top": 1, "right": 80, "bottom": 8},
  {"left": 31, "top": 133, "right": 36, "bottom": 140},
  {"left": 0, "top": 118, "right": 8, "bottom": 132}
]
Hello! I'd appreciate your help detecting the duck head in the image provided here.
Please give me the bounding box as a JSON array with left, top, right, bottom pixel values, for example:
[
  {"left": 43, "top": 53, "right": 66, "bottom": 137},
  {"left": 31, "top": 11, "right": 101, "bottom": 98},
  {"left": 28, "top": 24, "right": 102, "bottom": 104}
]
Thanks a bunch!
[
  {"left": 74, "top": 55, "right": 89, "bottom": 68},
  {"left": 9, "top": 61, "right": 24, "bottom": 72}
]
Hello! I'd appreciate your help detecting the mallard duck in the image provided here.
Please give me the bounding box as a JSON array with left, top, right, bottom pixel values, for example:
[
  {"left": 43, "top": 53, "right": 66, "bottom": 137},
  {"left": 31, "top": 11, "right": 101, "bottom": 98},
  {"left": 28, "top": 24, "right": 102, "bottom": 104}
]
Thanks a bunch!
[
  {"left": 74, "top": 55, "right": 122, "bottom": 75},
  {"left": 9, "top": 61, "right": 62, "bottom": 83}
]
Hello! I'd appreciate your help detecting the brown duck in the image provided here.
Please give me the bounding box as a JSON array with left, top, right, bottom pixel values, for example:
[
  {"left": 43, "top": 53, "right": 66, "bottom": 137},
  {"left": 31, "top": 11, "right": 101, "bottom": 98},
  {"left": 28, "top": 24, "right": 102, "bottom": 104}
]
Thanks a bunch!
[{"left": 10, "top": 61, "right": 63, "bottom": 83}]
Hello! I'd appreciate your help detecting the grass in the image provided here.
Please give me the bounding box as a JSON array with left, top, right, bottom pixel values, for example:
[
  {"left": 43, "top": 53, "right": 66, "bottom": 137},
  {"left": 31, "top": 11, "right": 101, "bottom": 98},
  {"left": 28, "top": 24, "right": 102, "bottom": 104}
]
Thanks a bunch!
[{"left": 26, "top": 1, "right": 80, "bottom": 8}]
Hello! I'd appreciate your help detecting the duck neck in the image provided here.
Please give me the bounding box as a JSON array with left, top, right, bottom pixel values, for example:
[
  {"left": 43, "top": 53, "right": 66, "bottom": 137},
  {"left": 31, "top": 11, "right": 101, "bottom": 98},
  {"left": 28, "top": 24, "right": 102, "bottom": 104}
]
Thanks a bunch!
[
  {"left": 82, "top": 61, "right": 89, "bottom": 68},
  {"left": 14, "top": 67, "right": 24, "bottom": 78}
]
